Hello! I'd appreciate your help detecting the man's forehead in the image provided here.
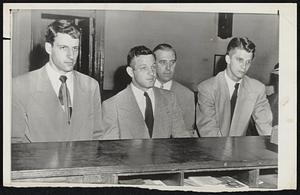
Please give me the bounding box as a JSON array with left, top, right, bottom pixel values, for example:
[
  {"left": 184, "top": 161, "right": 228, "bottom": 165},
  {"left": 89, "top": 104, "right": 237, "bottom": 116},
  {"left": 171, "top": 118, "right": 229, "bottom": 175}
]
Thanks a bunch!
[
  {"left": 155, "top": 49, "right": 175, "bottom": 57},
  {"left": 133, "top": 55, "right": 154, "bottom": 63},
  {"left": 229, "top": 48, "right": 253, "bottom": 58},
  {"left": 53, "top": 33, "right": 79, "bottom": 45}
]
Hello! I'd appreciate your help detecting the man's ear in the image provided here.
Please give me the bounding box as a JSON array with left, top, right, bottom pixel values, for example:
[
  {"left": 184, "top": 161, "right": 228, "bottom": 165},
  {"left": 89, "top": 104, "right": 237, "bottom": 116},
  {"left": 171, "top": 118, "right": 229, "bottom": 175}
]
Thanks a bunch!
[
  {"left": 225, "top": 54, "right": 231, "bottom": 65},
  {"left": 45, "top": 42, "right": 52, "bottom": 55},
  {"left": 126, "top": 66, "right": 134, "bottom": 78}
]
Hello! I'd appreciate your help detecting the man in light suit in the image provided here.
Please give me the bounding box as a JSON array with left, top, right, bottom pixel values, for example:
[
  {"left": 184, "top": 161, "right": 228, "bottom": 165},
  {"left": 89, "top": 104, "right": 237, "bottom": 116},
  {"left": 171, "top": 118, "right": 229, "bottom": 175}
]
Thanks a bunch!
[
  {"left": 12, "top": 20, "right": 103, "bottom": 143},
  {"left": 153, "top": 43, "right": 197, "bottom": 137},
  {"left": 196, "top": 37, "right": 273, "bottom": 137},
  {"left": 102, "top": 45, "right": 190, "bottom": 139}
]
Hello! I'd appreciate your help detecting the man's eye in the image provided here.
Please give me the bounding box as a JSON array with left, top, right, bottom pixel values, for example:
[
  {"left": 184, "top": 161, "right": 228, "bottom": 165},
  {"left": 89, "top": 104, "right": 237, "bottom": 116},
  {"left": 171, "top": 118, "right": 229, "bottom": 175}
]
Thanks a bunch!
[
  {"left": 159, "top": 60, "right": 167, "bottom": 65},
  {"left": 73, "top": 47, "right": 79, "bottom": 51},
  {"left": 60, "top": 46, "right": 67, "bottom": 50},
  {"left": 245, "top": 60, "right": 251, "bottom": 65}
]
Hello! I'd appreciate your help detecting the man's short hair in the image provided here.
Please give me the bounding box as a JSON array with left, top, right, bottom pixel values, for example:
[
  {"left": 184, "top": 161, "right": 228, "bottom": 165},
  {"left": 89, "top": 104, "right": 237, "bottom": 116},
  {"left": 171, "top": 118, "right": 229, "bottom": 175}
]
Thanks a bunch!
[
  {"left": 226, "top": 37, "right": 256, "bottom": 58},
  {"left": 45, "top": 20, "right": 81, "bottom": 45},
  {"left": 127, "top": 45, "right": 154, "bottom": 67},
  {"left": 153, "top": 43, "right": 177, "bottom": 60}
]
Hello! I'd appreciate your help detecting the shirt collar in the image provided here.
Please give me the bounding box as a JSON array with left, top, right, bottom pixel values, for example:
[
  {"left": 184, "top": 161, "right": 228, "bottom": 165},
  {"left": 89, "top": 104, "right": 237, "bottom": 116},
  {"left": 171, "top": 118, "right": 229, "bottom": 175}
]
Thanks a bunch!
[
  {"left": 154, "top": 79, "right": 173, "bottom": 90},
  {"left": 224, "top": 69, "right": 242, "bottom": 87},
  {"left": 131, "top": 82, "right": 154, "bottom": 96},
  {"left": 46, "top": 62, "right": 73, "bottom": 81}
]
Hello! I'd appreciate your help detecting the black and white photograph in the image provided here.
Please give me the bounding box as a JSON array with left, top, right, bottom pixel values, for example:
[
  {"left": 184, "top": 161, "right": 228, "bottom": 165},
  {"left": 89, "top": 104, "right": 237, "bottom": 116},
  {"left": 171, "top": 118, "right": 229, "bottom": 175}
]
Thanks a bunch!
[{"left": 3, "top": 3, "right": 296, "bottom": 192}]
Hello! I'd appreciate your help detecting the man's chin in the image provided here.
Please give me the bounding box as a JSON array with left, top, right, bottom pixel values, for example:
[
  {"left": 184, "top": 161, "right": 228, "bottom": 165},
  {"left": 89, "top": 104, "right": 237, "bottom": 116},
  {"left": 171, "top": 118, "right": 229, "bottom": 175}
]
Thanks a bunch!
[{"left": 161, "top": 77, "right": 172, "bottom": 83}]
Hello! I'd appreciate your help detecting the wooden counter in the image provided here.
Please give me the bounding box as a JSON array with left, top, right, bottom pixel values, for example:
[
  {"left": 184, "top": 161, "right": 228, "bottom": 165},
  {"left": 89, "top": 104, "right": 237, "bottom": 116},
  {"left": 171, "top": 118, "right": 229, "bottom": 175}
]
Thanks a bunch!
[{"left": 11, "top": 136, "right": 277, "bottom": 187}]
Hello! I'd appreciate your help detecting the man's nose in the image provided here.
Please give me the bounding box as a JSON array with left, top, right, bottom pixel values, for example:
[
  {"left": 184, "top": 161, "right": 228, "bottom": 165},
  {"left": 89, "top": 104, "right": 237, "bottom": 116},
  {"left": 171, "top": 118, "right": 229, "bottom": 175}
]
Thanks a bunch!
[
  {"left": 67, "top": 49, "right": 74, "bottom": 59},
  {"left": 148, "top": 68, "right": 156, "bottom": 76},
  {"left": 166, "top": 63, "right": 171, "bottom": 70},
  {"left": 240, "top": 61, "right": 246, "bottom": 69}
]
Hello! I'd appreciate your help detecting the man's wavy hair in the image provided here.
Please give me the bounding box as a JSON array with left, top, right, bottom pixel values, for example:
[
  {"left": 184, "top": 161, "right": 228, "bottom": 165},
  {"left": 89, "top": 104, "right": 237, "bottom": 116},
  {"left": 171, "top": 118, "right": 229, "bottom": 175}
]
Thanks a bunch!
[
  {"left": 153, "top": 43, "right": 177, "bottom": 60},
  {"left": 45, "top": 19, "right": 81, "bottom": 45},
  {"left": 127, "top": 45, "right": 154, "bottom": 67},
  {"left": 226, "top": 37, "right": 256, "bottom": 59}
]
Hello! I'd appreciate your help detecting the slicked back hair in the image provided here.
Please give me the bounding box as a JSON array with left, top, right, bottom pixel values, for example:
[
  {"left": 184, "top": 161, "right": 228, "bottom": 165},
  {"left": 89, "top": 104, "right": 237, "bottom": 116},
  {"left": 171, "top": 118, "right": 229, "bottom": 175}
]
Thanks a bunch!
[
  {"left": 153, "top": 43, "right": 177, "bottom": 60},
  {"left": 127, "top": 45, "right": 154, "bottom": 67},
  {"left": 226, "top": 37, "right": 256, "bottom": 59},
  {"left": 45, "top": 19, "right": 81, "bottom": 45}
]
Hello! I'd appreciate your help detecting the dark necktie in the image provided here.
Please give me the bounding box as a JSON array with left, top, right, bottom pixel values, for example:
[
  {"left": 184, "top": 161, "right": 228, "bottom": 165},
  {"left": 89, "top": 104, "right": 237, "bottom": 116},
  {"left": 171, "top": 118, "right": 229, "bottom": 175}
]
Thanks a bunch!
[
  {"left": 144, "top": 92, "right": 154, "bottom": 138},
  {"left": 160, "top": 83, "right": 164, "bottom": 89},
  {"left": 58, "top": 75, "right": 72, "bottom": 125},
  {"left": 230, "top": 83, "right": 240, "bottom": 124}
]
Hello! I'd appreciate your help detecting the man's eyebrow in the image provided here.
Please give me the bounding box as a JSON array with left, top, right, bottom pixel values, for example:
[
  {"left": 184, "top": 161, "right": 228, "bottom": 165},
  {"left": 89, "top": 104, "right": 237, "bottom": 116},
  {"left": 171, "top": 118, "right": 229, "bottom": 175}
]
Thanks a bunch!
[
  {"left": 56, "top": 44, "right": 67, "bottom": 46},
  {"left": 136, "top": 64, "right": 147, "bottom": 66}
]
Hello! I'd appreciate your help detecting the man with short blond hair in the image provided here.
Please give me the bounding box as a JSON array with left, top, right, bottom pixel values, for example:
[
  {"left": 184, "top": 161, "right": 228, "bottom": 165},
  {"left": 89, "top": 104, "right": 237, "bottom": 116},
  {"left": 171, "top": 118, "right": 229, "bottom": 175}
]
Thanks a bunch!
[{"left": 196, "top": 37, "right": 273, "bottom": 137}]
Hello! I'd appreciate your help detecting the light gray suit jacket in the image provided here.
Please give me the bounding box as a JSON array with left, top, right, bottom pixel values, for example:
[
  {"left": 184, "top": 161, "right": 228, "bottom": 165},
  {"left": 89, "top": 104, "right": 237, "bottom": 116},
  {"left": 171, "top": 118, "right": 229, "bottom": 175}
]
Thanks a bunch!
[
  {"left": 12, "top": 65, "right": 103, "bottom": 143},
  {"left": 171, "top": 81, "right": 196, "bottom": 137},
  {"left": 102, "top": 85, "right": 190, "bottom": 139},
  {"left": 196, "top": 71, "right": 273, "bottom": 137}
]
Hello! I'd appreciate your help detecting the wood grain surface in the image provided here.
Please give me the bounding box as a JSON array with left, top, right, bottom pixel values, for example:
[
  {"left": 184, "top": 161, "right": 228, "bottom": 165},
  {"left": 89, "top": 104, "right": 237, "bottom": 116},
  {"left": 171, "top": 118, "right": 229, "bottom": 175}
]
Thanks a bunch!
[{"left": 12, "top": 136, "right": 277, "bottom": 181}]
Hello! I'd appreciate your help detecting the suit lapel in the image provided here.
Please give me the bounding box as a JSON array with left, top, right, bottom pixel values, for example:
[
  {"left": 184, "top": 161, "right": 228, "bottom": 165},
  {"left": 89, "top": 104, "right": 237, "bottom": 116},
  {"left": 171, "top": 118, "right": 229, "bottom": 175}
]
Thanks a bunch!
[
  {"left": 153, "top": 88, "right": 161, "bottom": 133},
  {"left": 218, "top": 72, "right": 231, "bottom": 136},
  {"left": 31, "top": 66, "right": 68, "bottom": 140},
  {"left": 69, "top": 72, "right": 85, "bottom": 136},
  {"left": 119, "top": 86, "right": 149, "bottom": 138},
  {"left": 170, "top": 80, "right": 176, "bottom": 91},
  {"left": 33, "top": 66, "right": 64, "bottom": 119},
  {"left": 229, "top": 77, "right": 255, "bottom": 136},
  {"left": 153, "top": 87, "right": 170, "bottom": 138}
]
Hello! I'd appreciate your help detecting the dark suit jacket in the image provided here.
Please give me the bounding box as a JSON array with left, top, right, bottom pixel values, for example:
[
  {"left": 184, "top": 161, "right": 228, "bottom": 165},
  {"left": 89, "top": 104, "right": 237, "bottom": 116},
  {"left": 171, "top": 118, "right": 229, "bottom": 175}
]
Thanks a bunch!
[
  {"left": 12, "top": 65, "right": 103, "bottom": 143},
  {"left": 196, "top": 71, "right": 273, "bottom": 137},
  {"left": 102, "top": 85, "right": 190, "bottom": 139},
  {"left": 171, "top": 81, "right": 196, "bottom": 137}
]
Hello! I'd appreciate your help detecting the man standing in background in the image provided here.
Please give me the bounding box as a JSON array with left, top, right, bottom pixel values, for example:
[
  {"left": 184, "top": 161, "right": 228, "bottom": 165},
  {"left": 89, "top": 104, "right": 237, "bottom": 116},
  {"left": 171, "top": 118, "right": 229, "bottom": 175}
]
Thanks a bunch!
[
  {"left": 196, "top": 37, "right": 273, "bottom": 137},
  {"left": 102, "top": 45, "right": 190, "bottom": 139},
  {"left": 153, "top": 43, "right": 197, "bottom": 137},
  {"left": 12, "top": 19, "right": 103, "bottom": 143}
]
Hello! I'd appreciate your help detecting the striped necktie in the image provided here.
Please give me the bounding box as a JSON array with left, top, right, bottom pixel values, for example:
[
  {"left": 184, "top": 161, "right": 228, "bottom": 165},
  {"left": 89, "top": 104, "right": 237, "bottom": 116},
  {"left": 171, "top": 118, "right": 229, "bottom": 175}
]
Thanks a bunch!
[{"left": 58, "top": 75, "right": 72, "bottom": 125}]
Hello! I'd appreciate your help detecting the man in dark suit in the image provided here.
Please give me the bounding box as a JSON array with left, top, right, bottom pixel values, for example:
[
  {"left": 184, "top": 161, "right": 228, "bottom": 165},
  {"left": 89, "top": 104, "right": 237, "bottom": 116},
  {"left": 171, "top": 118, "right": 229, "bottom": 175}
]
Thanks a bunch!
[
  {"left": 196, "top": 37, "right": 273, "bottom": 137},
  {"left": 102, "top": 45, "right": 190, "bottom": 139},
  {"left": 12, "top": 20, "right": 103, "bottom": 143},
  {"left": 153, "top": 43, "right": 197, "bottom": 137}
]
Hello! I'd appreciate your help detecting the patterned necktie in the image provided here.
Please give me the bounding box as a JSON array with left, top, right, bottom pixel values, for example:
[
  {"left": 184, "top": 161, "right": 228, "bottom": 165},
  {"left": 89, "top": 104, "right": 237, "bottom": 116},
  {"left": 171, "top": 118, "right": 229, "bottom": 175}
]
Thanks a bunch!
[
  {"left": 144, "top": 92, "right": 154, "bottom": 138},
  {"left": 230, "top": 83, "right": 240, "bottom": 124},
  {"left": 58, "top": 75, "right": 72, "bottom": 125}
]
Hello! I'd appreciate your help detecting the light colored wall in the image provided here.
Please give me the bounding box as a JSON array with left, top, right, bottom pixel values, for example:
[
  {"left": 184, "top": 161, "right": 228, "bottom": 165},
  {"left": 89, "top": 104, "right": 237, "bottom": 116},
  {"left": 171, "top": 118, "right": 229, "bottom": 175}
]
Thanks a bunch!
[
  {"left": 103, "top": 11, "right": 279, "bottom": 90},
  {"left": 233, "top": 13, "right": 279, "bottom": 84},
  {"left": 103, "top": 11, "right": 217, "bottom": 90}
]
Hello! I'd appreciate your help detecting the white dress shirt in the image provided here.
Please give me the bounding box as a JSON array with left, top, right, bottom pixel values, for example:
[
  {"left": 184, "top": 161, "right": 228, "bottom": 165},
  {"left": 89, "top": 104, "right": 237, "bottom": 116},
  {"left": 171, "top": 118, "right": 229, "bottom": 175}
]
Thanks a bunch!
[
  {"left": 224, "top": 70, "right": 242, "bottom": 99},
  {"left": 131, "top": 83, "right": 155, "bottom": 119},
  {"left": 45, "top": 63, "right": 74, "bottom": 107},
  {"left": 154, "top": 79, "right": 173, "bottom": 90}
]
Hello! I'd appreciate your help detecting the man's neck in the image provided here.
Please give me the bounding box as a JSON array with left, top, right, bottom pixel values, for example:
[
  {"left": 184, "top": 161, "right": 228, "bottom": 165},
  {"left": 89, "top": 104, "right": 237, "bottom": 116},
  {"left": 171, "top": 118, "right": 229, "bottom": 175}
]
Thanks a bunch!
[
  {"left": 155, "top": 79, "right": 173, "bottom": 90},
  {"left": 131, "top": 82, "right": 152, "bottom": 92},
  {"left": 225, "top": 69, "right": 241, "bottom": 83}
]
